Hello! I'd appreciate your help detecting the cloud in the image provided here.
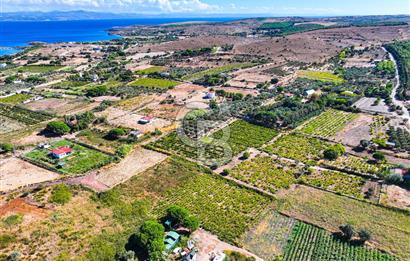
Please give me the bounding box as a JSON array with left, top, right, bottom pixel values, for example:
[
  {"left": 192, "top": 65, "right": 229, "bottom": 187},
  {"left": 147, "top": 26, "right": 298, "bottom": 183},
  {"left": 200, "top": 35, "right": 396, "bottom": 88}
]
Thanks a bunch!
[{"left": 1, "top": 0, "right": 218, "bottom": 13}]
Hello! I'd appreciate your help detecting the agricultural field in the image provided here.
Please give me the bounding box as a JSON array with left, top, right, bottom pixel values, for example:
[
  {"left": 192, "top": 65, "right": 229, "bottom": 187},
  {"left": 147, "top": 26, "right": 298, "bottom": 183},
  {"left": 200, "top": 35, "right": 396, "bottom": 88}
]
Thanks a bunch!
[
  {"left": 276, "top": 185, "right": 410, "bottom": 260},
  {"left": 135, "top": 66, "right": 165, "bottom": 75},
  {"left": 240, "top": 211, "right": 296, "bottom": 259},
  {"left": 16, "top": 65, "right": 64, "bottom": 73},
  {"left": 300, "top": 109, "right": 358, "bottom": 138},
  {"left": 150, "top": 120, "right": 278, "bottom": 166},
  {"left": 128, "top": 78, "right": 180, "bottom": 89},
  {"left": 115, "top": 95, "right": 156, "bottom": 111},
  {"left": 76, "top": 129, "right": 132, "bottom": 154},
  {"left": 322, "top": 155, "right": 391, "bottom": 177},
  {"left": 229, "top": 156, "right": 302, "bottom": 194},
  {"left": 264, "top": 133, "right": 329, "bottom": 164},
  {"left": 300, "top": 169, "right": 366, "bottom": 199},
  {"left": 0, "top": 115, "right": 25, "bottom": 134},
  {"left": 24, "top": 140, "right": 113, "bottom": 175},
  {"left": 0, "top": 104, "right": 53, "bottom": 125},
  {"left": 0, "top": 94, "right": 32, "bottom": 104},
  {"left": 24, "top": 98, "right": 91, "bottom": 116},
  {"left": 51, "top": 80, "right": 88, "bottom": 89},
  {"left": 182, "top": 63, "right": 256, "bottom": 81},
  {"left": 298, "top": 70, "right": 345, "bottom": 84},
  {"left": 284, "top": 221, "right": 398, "bottom": 261},
  {"left": 158, "top": 173, "right": 272, "bottom": 244},
  {"left": 387, "top": 127, "right": 410, "bottom": 152}
]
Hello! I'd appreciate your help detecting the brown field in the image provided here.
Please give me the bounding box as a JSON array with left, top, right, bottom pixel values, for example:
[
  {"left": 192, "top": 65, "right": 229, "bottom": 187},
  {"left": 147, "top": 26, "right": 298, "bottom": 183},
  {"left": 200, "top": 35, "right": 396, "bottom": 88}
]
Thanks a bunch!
[
  {"left": 95, "top": 147, "right": 168, "bottom": 189},
  {"left": 380, "top": 184, "right": 410, "bottom": 211},
  {"left": 24, "top": 98, "right": 91, "bottom": 116},
  {"left": 0, "top": 115, "right": 25, "bottom": 134},
  {"left": 0, "top": 157, "right": 60, "bottom": 192},
  {"left": 333, "top": 113, "right": 373, "bottom": 146}
]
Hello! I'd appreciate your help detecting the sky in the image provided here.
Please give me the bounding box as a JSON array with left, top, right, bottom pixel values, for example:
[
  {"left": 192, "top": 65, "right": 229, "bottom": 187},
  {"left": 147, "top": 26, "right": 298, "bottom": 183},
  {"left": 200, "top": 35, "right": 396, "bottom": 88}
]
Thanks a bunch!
[{"left": 1, "top": 0, "right": 409, "bottom": 16}]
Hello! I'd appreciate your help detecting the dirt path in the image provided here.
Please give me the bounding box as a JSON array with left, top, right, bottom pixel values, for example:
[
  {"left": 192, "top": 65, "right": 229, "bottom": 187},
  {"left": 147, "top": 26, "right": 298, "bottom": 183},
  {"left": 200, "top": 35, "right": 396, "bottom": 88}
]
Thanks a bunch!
[{"left": 191, "top": 229, "right": 263, "bottom": 261}]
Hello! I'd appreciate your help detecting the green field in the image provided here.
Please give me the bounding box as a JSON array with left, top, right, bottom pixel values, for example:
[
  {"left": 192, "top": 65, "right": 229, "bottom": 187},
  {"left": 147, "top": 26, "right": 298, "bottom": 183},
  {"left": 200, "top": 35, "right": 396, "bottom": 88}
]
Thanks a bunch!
[
  {"left": 284, "top": 222, "right": 398, "bottom": 261},
  {"left": 17, "top": 65, "right": 64, "bottom": 73},
  {"left": 300, "top": 169, "right": 366, "bottom": 199},
  {"left": 158, "top": 173, "right": 272, "bottom": 243},
  {"left": 264, "top": 133, "right": 329, "bottom": 164},
  {"left": 52, "top": 81, "right": 89, "bottom": 89},
  {"left": 300, "top": 109, "right": 358, "bottom": 138},
  {"left": 0, "top": 94, "right": 32, "bottom": 105},
  {"left": 277, "top": 185, "right": 410, "bottom": 260},
  {"left": 322, "top": 155, "right": 392, "bottom": 176},
  {"left": 150, "top": 120, "right": 278, "bottom": 166},
  {"left": 135, "top": 66, "right": 165, "bottom": 75},
  {"left": 182, "top": 63, "right": 255, "bottom": 81},
  {"left": 0, "top": 103, "right": 52, "bottom": 125},
  {"left": 128, "top": 78, "right": 179, "bottom": 89},
  {"left": 298, "top": 70, "right": 345, "bottom": 84},
  {"left": 229, "top": 156, "right": 301, "bottom": 193},
  {"left": 24, "top": 140, "right": 113, "bottom": 174}
]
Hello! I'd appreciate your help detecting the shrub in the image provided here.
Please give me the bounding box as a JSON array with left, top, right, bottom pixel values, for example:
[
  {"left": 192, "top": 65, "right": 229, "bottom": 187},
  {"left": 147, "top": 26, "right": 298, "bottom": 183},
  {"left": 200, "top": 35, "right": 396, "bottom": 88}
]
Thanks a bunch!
[
  {"left": 241, "top": 151, "right": 250, "bottom": 160},
  {"left": 0, "top": 234, "right": 16, "bottom": 249},
  {"left": 49, "top": 184, "right": 72, "bottom": 205},
  {"left": 107, "top": 128, "right": 126, "bottom": 140},
  {"left": 324, "top": 144, "right": 345, "bottom": 160},
  {"left": 358, "top": 229, "right": 371, "bottom": 243},
  {"left": 373, "top": 151, "right": 385, "bottom": 162},
  {"left": 385, "top": 173, "right": 404, "bottom": 184},
  {"left": 339, "top": 224, "right": 355, "bottom": 240},
  {"left": 115, "top": 144, "right": 132, "bottom": 158},
  {"left": 86, "top": 85, "right": 108, "bottom": 97},
  {"left": 2, "top": 214, "right": 23, "bottom": 227},
  {"left": 0, "top": 143, "right": 13, "bottom": 153},
  {"left": 46, "top": 121, "right": 71, "bottom": 135}
]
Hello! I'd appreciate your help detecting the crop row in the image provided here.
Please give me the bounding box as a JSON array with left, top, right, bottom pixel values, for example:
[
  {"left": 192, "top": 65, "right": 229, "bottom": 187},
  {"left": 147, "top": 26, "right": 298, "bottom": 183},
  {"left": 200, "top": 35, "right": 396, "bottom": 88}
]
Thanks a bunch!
[
  {"left": 284, "top": 222, "right": 398, "bottom": 261},
  {"left": 0, "top": 104, "right": 53, "bottom": 125}
]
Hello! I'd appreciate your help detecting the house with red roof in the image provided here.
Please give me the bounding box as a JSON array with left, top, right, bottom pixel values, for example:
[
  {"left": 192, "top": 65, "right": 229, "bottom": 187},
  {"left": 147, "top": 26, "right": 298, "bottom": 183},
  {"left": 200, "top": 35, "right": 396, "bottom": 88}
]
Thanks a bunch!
[{"left": 50, "top": 146, "right": 72, "bottom": 159}]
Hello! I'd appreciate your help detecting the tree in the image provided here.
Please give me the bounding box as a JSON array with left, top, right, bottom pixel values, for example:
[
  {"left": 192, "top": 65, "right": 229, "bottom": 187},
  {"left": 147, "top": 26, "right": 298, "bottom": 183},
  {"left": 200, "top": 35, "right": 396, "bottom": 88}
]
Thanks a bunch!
[
  {"left": 339, "top": 224, "right": 354, "bottom": 240},
  {"left": 241, "top": 151, "right": 250, "bottom": 160},
  {"left": 323, "top": 148, "right": 339, "bottom": 160},
  {"left": 136, "top": 220, "right": 165, "bottom": 259},
  {"left": 107, "top": 128, "right": 126, "bottom": 140},
  {"left": 209, "top": 100, "right": 218, "bottom": 110},
  {"left": 358, "top": 229, "right": 371, "bottom": 243},
  {"left": 165, "top": 205, "right": 200, "bottom": 231},
  {"left": 271, "top": 78, "right": 279, "bottom": 84},
  {"left": 360, "top": 140, "right": 370, "bottom": 149},
  {"left": 373, "top": 151, "right": 385, "bottom": 162},
  {"left": 46, "top": 121, "right": 70, "bottom": 135}
]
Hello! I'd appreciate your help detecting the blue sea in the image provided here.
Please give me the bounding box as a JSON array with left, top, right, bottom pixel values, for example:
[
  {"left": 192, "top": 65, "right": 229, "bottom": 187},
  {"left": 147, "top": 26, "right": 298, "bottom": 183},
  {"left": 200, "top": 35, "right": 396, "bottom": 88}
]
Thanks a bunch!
[{"left": 0, "top": 18, "right": 233, "bottom": 56}]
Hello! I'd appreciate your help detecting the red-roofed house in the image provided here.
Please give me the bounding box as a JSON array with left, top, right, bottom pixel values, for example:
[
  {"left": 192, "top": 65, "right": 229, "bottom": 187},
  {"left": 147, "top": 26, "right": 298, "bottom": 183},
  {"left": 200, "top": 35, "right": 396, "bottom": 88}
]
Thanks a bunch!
[{"left": 50, "top": 147, "right": 72, "bottom": 159}]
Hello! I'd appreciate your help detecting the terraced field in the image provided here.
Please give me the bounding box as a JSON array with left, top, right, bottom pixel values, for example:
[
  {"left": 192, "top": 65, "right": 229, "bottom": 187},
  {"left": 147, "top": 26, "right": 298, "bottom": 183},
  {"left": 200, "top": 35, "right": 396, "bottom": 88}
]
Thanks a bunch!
[
  {"left": 298, "top": 70, "right": 345, "bottom": 84},
  {"left": 322, "top": 155, "right": 391, "bottom": 177}
]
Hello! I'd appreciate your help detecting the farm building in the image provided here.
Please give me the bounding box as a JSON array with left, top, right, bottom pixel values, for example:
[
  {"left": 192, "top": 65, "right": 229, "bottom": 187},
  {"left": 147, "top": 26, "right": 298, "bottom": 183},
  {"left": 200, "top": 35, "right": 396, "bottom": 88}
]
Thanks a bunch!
[
  {"left": 164, "top": 231, "right": 180, "bottom": 251},
  {"left": 50, "top": 147, "right": 72, "bottom": 159}
]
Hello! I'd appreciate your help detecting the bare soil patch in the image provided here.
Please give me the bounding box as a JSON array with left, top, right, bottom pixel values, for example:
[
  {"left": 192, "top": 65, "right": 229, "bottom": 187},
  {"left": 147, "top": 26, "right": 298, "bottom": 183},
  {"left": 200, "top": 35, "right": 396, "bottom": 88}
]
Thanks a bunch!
[
  {"left": 380, "top": 185, "right": 410, "bottom": 211},
  {"left": 95, "top": 147, "right": 168, "bottom": 189},
  {"left": 0, "top": 157, "right": 60, "bottom": 192},
  {"left": 333, "top": 113, "right": 373, "bottom": 146},
  {"left": 24, "top": 98, "right": 91, "bottom": 116}
]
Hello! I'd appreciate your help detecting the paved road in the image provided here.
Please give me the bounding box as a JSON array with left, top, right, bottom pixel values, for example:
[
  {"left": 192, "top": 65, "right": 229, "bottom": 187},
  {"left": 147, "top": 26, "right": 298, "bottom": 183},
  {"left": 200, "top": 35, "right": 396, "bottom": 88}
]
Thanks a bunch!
[{"left": 384, "top": 47, "right": 410, "bottom": 122}]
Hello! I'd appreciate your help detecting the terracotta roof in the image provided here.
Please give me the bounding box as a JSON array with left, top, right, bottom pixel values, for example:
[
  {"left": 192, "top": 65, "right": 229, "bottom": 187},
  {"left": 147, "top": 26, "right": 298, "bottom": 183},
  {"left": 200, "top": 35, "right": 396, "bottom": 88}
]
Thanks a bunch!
[{"left": 51, "top": 147, "right": 72, "bottom": 155}]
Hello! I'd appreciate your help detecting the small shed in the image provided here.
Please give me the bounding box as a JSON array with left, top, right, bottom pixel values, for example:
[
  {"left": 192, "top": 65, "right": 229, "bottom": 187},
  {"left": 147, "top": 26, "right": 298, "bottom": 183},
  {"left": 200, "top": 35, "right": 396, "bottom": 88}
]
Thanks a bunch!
[{"left": 164, "top": 231, "right": 180, "bottom": 251}]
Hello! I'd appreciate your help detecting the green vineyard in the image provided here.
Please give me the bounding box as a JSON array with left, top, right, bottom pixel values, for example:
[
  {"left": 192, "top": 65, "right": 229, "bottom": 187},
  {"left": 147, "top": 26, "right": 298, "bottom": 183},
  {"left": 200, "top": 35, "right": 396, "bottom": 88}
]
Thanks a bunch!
[{"left": 284, "top": 222, "right": 398, "bottom": 261}]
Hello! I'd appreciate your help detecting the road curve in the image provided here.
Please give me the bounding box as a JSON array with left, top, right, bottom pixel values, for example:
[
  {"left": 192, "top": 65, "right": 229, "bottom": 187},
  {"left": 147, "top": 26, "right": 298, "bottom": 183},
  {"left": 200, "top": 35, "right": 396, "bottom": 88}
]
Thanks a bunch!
[{"left": 383, "top": 47, "right": 410, "bottom": 122}]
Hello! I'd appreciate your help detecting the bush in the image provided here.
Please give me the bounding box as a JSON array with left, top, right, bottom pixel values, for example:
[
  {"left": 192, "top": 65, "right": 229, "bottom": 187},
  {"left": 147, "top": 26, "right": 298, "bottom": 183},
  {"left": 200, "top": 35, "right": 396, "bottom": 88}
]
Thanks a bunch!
[
  {"left": 46, "top": 121, "right": 71, "bottom": 135},
  {"left": 107, "top": 128, "right": 126, "bottom": 140},
  {"left": 358, "top": 229, "right": 371, "bottom": 243},
  {"left": 0, "top": 143, "right": 13, "bottom": 153},
  {"left": 115, "top": 144, "right": 132, "bottom": 158},
  {"left": 241, "top": 151, "right": 250, "bottom": 160},
  {"left": 86, "top": 85, "right": 108, "bottom": 97},
  {"left": 0, "top": 234, "right": 16, "bottom": 249},
  {"left": 339, "top": 224, "right": 355, "bottom": 240},
  {"left": 385, "top": 173, "right": 404, "bottom": 184},
  {"left": 2, "top": 214, "right": 23, "bottom": 227},
  {"left": 373, "top": 151, "right": 385, "bottom": 162},
  {"left": 49, "top": 184, "right": 72, "bottom": 205},
  {"left": 324, "top": 144, "right": 345, "bottom": 160}
]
